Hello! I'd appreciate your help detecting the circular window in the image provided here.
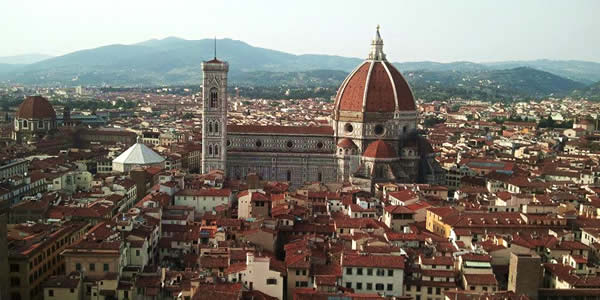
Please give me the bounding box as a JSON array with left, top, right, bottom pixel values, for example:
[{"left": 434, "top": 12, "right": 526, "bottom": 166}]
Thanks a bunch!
[
  {"left": 316, "top": 141, "right": 324, "bottom": 149},
  {"left": 286, "top": 140, "right": 294, "bottom": 148},
  {"left": 226, "top": 140, "right": 231, "bottom": 147},
  {"left": 374, "top": 124, "right": 385, "bottom": 135},
  {"left": 344, "top": 123, "right": 353, "bottom": 133},
  {"left": 255, "top": 140, "right": 262, "bottom": 147}
]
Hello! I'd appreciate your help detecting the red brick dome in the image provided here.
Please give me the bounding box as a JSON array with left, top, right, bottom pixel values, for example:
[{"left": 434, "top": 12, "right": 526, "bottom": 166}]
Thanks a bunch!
[
  {"left": 16, "top": 96, "right": 56, "bottom": 119},
  {"left": 363, "top": 140, "right": 397, "bottom": 159},
  {"left": 333, "top": 27, "right": 415, "bottom": 120},
  {"left": 334, "top": 61, "right": 415, "bottom": 115},
  {"left": 337, "top": 138, "right": 357, "bottom": 149}
]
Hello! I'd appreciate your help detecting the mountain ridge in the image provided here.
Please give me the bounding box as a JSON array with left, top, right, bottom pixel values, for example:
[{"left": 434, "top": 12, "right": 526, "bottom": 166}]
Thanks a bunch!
[
  {"left": 0, "top": 53, "right": 54, "bottom": 65},
  {"left": 0, "top": 37, "right": 597, "bottom": 100}
]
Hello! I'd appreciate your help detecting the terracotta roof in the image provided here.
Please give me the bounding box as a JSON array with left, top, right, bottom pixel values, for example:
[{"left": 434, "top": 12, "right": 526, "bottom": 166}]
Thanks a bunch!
[
  {"left": 337, "top": 138, "right": 358, "bottom": 149},
  {"left": 337, "top": 62, "right": 370, "bottom": 112},
  {"left": 335, "top": 61, "right": 416, "bottom": 113},
  {"left": 200, "top": 256, "right": 229, "bottom": 269},
  {"left": 342, "top": 253, "right": 405, "bottom": 269},
  {"left": 388, "top": 189, "right": 418, "bottom": 202},
  {"left": 362, "top": 140, "right": 396, "bottom": 159},
  {"left": 420, "top": 255, "right": 454, "bottom": 266},
  {"left": 386, "top": 62, "right": 416, "bottom": 111},
  {"left": 463, "top": 273, "right": 498, "bottom": 286},
  {"left": 384, "top": 205, "right": 414, "bottom": 214},
  {"left": 17, "top": 96, "right": 56, "bottom": 119}
]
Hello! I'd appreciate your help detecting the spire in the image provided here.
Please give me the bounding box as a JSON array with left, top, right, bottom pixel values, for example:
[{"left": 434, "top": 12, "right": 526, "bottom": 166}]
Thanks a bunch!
[
  {"left": 214, "top": 36, "right": 217, "bottom": 60},
  {"left": 368, "top": 25, "right": 386, "bottom": 61}
]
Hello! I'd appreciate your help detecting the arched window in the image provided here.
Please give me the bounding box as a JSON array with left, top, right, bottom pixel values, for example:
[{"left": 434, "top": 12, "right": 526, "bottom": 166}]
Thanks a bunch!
[
  {"left": 214, "top": 122, "right": 219, "bottom": 134},
  {"left": 318, "top": 172, "right": 322, "bottom": 182},
  {"left": 210, "top": 88, "right": 218, "bottom": 108},
  {"left": 402, "top": 125, "right": 407, "bottom": 133},
  {"left": 286, "top": 170, "right": 292, "bottom": 181},
  {"left": 214, "top": 145, "right": 219, "bottom": 156},
  {"left": 208, "top": 145, "right": 213, "bottom": 155},
  {"left": 23, "top": 120, "right": 28, "bottom": 128},
  {"left": 208, "top": 122, "right": 213, "bottom": 133}
]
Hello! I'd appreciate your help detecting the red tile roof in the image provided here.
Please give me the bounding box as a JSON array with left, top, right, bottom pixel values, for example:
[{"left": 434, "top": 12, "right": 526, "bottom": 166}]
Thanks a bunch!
[
  {"left": 17, "top": 96, "right": 56, "bottom": 119},
  {"left": 337, "top": 138, "right": 358, "bottom": 149},
  {"left": 463, "top": 273, "right": 498, "bottom": 286},
  {"left": 337, "top": 62, "right": 370, "bottom": 112},
  {"left": 363, "top": 140, "right": 396, "bottom": 159},
  {"left": 384, "top": 205, "right": 415, "bottom": 214},
  {"left": 335, "top": 61, "right": 416, "bottom": 113},
  {"left": 342, "top": 253, "right": 405, "bottom": 269}
]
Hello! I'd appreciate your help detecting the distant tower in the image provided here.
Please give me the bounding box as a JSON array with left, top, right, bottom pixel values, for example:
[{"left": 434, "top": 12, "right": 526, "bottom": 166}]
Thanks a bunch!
[
  {"left": 63, "top": 104, "right": 71, "bottom": 126},
  {"left": 201, "top": 45, "right": 229, "bottom": 174}
]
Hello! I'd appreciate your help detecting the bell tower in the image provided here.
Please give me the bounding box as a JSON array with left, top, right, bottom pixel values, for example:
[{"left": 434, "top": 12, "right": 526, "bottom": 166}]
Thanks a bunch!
[{"left": 201, "top": 49, "right": 229, "bottom": 174}]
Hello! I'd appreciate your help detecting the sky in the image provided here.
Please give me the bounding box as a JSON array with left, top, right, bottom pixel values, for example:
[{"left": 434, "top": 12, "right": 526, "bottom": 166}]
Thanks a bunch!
[{"left": 1, "top": 0, "right": 599, "bottom": 62}]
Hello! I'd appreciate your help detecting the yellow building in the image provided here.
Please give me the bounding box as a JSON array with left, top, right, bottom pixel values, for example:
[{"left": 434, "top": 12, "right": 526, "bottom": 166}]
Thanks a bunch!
[{"left": 425, "top": 207, "right": 455, "bottom": 238}]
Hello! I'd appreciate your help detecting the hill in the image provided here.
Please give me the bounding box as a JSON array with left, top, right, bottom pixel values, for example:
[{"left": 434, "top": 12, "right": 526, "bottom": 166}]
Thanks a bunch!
[
  {"left": 571, "top": 80, "right": 600, "bottom": 101},
  {"left": 0, "top": 53, "right": 53, "bottom": 65},
  {"left": 484, "top": 59, "right": 600, "bottom": 84},
  {"left": 236, "top": 67, "right": 585, "bottom": 101},
  {"left": 0, "top": 37, "right": 595, "bottom": 100},
  {"left": 405, "top": 67, "right": 586, "bottom": 101},
  {"left": 1, "top": 38, "right": 362, "bottom": 86}
]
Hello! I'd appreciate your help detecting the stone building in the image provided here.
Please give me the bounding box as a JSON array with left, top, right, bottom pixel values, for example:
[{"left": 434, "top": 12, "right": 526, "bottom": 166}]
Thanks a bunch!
[
  {"left": 202, "top": 27, "right": 444, "bottom": 190},
  {"left": 12, "top": 96, "right": 58, "bottom": 143}
]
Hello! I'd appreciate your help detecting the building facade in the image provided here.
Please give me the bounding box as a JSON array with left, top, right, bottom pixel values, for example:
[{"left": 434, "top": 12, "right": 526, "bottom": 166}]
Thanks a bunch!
[
  {"left": 201, "top": 58, "right": 229, "bottom": 174},
  {"left": 7, "top": 222, "right": 88, "bottom": 300},
  {"left": 201, "top": 27, "right": 443, "bottom": 190}
]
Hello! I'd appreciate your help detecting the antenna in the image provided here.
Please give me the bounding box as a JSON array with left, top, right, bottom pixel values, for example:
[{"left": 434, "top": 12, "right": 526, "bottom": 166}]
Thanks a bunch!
[{"left": 214, "top": 36, "right": 217, "bottom": 59}]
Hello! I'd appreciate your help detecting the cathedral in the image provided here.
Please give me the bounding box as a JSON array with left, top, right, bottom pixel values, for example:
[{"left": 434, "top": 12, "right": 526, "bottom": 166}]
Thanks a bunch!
[{"left": 202, "top": 27, "right": 444, "bottom": 190}]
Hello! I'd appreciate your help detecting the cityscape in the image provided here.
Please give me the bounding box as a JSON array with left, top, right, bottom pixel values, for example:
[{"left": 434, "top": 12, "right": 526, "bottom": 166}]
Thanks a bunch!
[{"left": 1, "top": 1, "right": 600, "bottom": 300}]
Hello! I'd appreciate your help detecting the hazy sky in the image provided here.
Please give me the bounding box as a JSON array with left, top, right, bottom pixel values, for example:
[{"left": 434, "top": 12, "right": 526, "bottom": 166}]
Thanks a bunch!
[{"left": 1, "top": 0, "right": 599, "bottom": 62}]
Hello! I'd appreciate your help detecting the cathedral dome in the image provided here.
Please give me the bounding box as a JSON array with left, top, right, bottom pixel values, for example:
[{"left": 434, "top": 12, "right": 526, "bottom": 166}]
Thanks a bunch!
[
  {"left": 337, "top": 138, "right": 357, "bottom": 149},
  {"left": 363, "top": 140, "right": 397, "bottom": 159},
  {"left": 16, "top": 96, "right": 56, "bottom": 119},
  {"left": 333, "top": 27, "right": 415, "bottom": 120}
]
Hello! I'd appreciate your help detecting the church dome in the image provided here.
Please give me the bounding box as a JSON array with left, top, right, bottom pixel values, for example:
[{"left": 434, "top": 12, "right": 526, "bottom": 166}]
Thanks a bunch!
[
  {"left": 337, "top": 138, "right": 357, "bottom": 149},
  {"left": 16, "top": 96, "right": 56, "bottom": 119},
  {"left": 363, "top": 140, "right": 397, "bottom": 159},
  {"left": 333, "top": 27, "right": 415, "bottom": 120}
]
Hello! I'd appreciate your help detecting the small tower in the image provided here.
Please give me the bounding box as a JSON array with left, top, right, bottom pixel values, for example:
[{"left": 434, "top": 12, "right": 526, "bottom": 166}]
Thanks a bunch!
[
  {"left": 368, "top": 25, "right": 386, "bottom": 61},
  {"left": 63, "top": 104, "right": 71, "bottom": 126},
  {"left": 201, "top": 45, "right": 229, "bottom": 174}
]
